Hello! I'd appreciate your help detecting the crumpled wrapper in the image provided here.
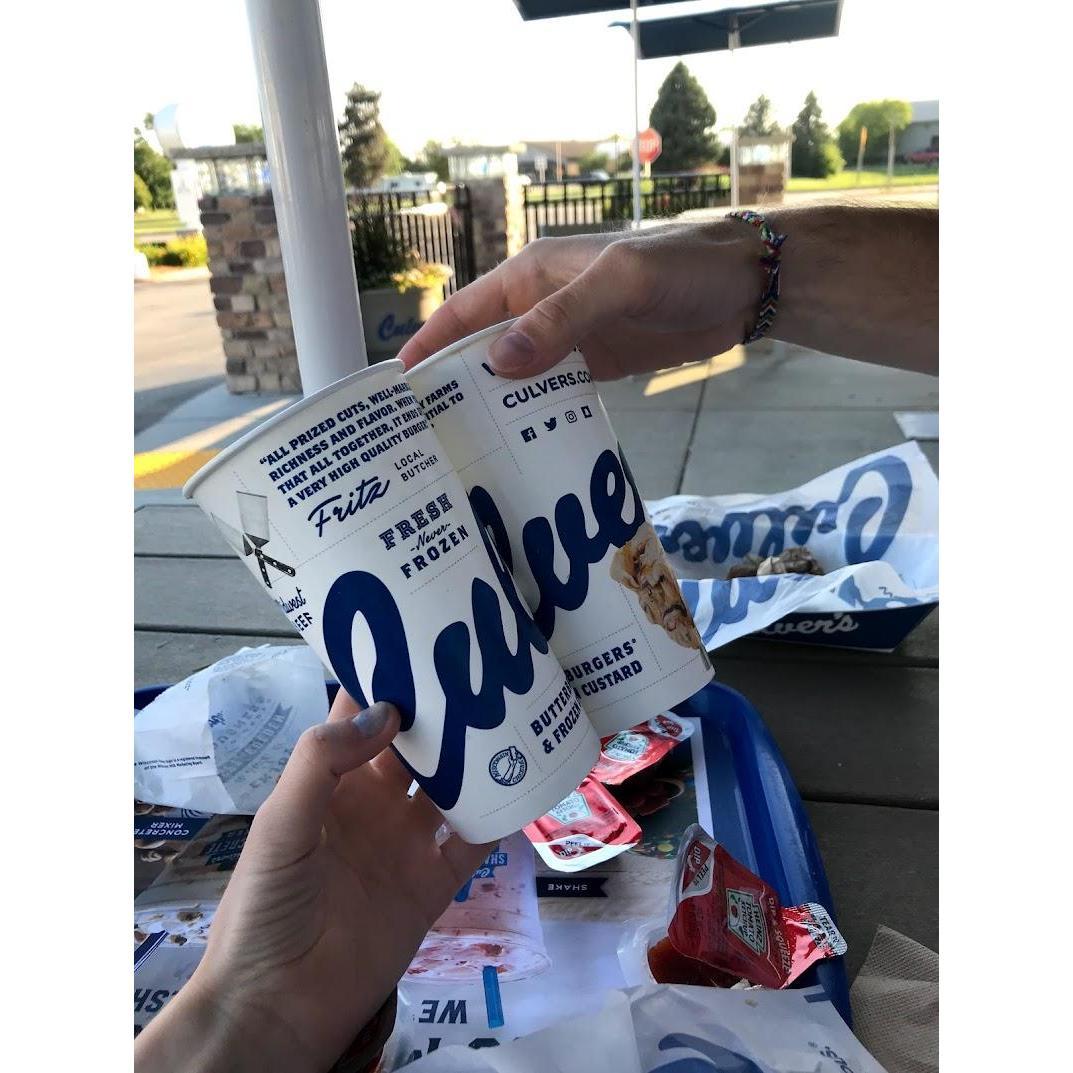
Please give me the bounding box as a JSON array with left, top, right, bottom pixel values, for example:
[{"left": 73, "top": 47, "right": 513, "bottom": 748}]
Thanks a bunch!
[
  {"left": 647, "top": 442, "right": 938, "bottom": 650},
  {"left": 134, "top": 815, "right": 249, "bottom": 951},
  {"left": 397, "top": 983, "right": 887, "bottom": 1072},
  {"left": 133, "top": 645, "right": 328, "bottom": 814}
]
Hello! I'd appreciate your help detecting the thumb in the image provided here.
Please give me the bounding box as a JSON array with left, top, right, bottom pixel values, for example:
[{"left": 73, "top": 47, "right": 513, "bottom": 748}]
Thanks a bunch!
[
  {"left": 253, "top": 701, "right": 400, "bottom": 863},
  {"left": 488, "top": 250, "right": 631, "bottom": 378}
]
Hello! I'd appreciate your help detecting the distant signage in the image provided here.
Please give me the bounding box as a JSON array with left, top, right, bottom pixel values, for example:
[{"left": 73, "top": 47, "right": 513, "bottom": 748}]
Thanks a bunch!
[{"left": 636, "top": 127, "right": 662, "bottom": 165}]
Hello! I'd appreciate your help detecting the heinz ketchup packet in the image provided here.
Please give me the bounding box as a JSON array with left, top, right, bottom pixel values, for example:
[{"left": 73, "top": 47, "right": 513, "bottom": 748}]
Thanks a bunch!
[
  {"left": 591, "top": 713, "right": 694, "bottom": 785},
  {"left": 524, "top": 777, "right": 641, "bottom": 872},
  {"left": 668, "top": 824, "right": 845, "bottom": 989}
]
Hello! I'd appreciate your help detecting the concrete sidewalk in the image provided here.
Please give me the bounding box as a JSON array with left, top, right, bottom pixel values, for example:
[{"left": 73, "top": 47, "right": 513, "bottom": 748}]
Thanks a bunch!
[
  {"left": 133, "top": 340, "right": 938, "bottom": 509},
  {"left": 134, "top": 383, "right": 297, "bottom": 506}
]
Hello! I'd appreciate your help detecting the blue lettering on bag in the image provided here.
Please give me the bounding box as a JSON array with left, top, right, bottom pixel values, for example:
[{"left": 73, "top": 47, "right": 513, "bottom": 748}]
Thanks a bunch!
[{"left": 655, "top": 453, "right": 913, "bottom": 567}]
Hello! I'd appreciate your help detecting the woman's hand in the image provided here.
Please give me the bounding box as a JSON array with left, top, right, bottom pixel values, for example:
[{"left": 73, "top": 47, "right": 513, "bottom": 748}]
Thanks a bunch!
[
  {"left": 398, "top": 221, "right": 765, "bottom": 380},
  {"left": 135, "top": 693, "right": 493, "bottom": 1073}
]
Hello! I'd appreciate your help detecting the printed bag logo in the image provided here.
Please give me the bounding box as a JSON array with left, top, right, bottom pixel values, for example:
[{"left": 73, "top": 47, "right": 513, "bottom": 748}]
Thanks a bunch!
[
  {"left": 213, "top": 491, "right": 296, "bottom": 589},
  {"left": 726, "top": 888, "right": 767, "bottom": 954}
]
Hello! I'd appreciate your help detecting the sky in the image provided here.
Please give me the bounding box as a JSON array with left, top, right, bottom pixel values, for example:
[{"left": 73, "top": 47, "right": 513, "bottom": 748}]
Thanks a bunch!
[{"left": 131, "top": 0, "right": 939, "bottom": 158}]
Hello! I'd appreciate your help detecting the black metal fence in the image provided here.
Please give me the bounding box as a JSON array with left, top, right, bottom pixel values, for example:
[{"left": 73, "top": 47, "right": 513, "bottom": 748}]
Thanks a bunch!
[
  {"left": 523, "top": 173, "right": 732, "bottom": 242},
  {"left": 347, "top": 186, "right": 476, "bottom": 294}
]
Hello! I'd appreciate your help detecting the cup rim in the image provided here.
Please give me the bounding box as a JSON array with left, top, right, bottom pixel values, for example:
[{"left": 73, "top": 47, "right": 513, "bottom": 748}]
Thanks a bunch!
[
  {"left": 182, "top": 359, "right": 405, "bottom": 499},
  {"left": 409, "top": 316, "right": 519, "bottom": 376}
]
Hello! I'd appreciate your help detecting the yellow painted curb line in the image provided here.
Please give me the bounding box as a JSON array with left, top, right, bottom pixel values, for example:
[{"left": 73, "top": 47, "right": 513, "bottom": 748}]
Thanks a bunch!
[{"left": 134, "top": 449, "right": 219, "bottom": 490}]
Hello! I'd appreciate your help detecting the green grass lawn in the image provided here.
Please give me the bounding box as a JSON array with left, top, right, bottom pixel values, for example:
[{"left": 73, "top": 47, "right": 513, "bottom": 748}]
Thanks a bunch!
[
  {"left": 788, "top": 166, "right": 939, "bottom": 192},
  {"left": 134, "top": 209, "right": 183, "bottom": 235}
]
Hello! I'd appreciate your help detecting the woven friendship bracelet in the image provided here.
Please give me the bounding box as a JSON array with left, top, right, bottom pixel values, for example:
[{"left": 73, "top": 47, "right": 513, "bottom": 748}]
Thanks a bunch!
[{"left": 726, "top": 209, "right": 788, "bottom": 344}]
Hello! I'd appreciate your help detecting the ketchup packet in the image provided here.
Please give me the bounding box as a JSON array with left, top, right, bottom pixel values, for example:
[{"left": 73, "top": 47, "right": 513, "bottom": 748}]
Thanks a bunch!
[
  {"left": 591, "top": 713, "right": 694, "bottom": 785},
  {"left": 523, "top": 777, "right": 641, "bottom": 872},
  {"left": 667, "top": 824, "right": 846, "bottom": 989}
]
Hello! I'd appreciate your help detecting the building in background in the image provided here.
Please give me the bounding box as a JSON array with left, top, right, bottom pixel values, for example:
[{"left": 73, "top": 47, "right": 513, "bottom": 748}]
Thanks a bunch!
[
  {"left": 896, "top": 100, "right": 939, "bottom": 159},
  {"left": 445, "top": 138, "right": 629, "bottom": 183}
]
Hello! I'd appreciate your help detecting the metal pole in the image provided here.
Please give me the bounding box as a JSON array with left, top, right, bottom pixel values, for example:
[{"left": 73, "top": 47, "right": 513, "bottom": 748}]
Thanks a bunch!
[
  {"left": 244, "top": 0, "right": 367, "bottom": 394},
  {"left": 730, "top": 129, "right": 739, "bottom": 208},
  {"left": 630, "top": 0, "right": 642, "bottom": 229}
]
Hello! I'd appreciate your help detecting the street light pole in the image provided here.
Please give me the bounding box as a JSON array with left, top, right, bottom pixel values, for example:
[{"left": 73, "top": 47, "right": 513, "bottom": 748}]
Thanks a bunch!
[
  {"left": 630, "top": 0, "right": 642, "bottom": 229},
  {"left": 244, "top": 0, "right": 367, "bottom": 394}
]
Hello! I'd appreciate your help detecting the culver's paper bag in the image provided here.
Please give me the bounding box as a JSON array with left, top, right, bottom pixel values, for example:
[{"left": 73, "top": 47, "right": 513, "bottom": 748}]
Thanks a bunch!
[
  {"left": 133, "top": 645, "right": 328, "bottom": 814},
  {"left": 648, "top": 442, "right": 938, "bottom": 652},
  {"left": 399, "top": 984, "right": 887, "bottom": 1073}
]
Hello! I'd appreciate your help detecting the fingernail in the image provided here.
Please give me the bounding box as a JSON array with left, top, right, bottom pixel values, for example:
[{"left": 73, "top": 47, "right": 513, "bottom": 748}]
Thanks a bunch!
[
  {"left": 489, "top": 331, "right": 536, "bottom": 373},
  {"left": 353, "top": 701, "right": 392, "bottom": 739}
]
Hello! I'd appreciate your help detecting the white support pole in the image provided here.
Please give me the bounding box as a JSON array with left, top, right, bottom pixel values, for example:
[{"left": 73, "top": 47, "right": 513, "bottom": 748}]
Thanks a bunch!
[
  {"left": 245, "top": 0, "right": 367, "bottom": 395},
  {"left": 630, "top": 0, "right": 642, "bottom": 229}
]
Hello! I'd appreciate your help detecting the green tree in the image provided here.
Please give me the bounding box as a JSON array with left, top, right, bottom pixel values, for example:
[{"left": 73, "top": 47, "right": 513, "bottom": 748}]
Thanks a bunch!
[
  {"left": 134, "top": 172, "right": 153, "bottom": 211},
  {"left": 791, "top": 91, "right": 843, "bottom": 178},
  {"left": 648, "top": 61, "right": 720, "bottom": 173},
  {"left": 338, "top": 83, "right": 395, "bottom": 188},
  {"left": 418, "top": 140, "right": 450, "bottom": 181},
  {"left": 233, "top": 122, "right": 264, "bottom": 144},
  {"left": 134, "top": 134, "right": 175, "bottom": 209},
  {"left": 143, "top": 111, "right": 155, "bottom": 130},
  {"left": 837, "top": 99, "right": 912, "bottom": 166},
  {"left": 740, "top": 94, "right": 781, "bottom": 136},
  {"left": 578, "top": 150, "right": 610, "bottom": 174}
]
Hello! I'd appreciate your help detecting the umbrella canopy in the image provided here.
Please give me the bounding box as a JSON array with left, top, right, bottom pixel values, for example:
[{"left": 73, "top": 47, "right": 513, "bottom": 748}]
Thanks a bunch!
[
  {"left": 512, "top": 0, "right": 677, "bottom": 16},
  {"left": 629, "top": 1, "right": 842, "bottom": 58}
]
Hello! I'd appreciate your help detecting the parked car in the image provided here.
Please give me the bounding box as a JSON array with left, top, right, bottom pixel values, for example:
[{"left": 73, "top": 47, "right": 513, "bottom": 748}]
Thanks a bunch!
[{"left": 904, "top": 149, "right": 939, "bottom": 166}]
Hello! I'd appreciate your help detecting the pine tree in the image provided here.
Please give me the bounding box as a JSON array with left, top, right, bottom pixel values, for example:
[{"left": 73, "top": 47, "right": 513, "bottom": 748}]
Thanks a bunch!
[
  {"left": 791, "top": 91, "right": 843, "bottom": 178},
  {"left": 740, "top": 95, "right": 781, "bottom": 136},
  {"left": 648, "top": 62, "right": 719, "bottom": 173},
  {"left": 338, "top": 83, "right": 393, "bottom": 189}
]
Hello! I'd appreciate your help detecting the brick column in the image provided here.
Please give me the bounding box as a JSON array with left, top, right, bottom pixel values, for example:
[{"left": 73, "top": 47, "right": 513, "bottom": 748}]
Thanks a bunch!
[
  {"left": 466, "top": 176, "right": 527, "bottom": 276},
  {"left": 199, "top": 194, "right": 301, "bottom": 394}
]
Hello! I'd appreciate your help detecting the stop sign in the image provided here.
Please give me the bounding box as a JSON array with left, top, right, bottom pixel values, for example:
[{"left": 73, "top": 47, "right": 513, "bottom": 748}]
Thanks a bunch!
[{"left": 636, "top": 127, "right": 662, "bottom": 165}]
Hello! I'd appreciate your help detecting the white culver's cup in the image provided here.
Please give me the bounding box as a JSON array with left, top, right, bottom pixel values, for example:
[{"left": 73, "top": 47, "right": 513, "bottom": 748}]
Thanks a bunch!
[
  {"left": 184, "top": 360, "right": 597, "bottom": 843},
  {"left": 408, "top": 321, "right": 714, "bottom": 737}
]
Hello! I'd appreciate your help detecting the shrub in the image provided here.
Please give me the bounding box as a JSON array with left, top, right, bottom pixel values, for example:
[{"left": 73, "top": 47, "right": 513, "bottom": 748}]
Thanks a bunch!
[
  {"left": 134, "top": 234, "right": 208, "bottom": 268},
  {"left": 350, "top": 209, "right": 448, "bottom": 292},
  {"left": 134, "top": 173, "right": 153, "bottom": 211}
]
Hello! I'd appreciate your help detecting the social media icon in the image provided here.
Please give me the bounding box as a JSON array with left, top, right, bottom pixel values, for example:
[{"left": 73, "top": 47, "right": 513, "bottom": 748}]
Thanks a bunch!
[
  {"left": 544, "top": 417, "right": 557, "bottom": 431},
  {"left": 565, "top": 410, "right": 577, "bottom": 423},
  {"left": 521, "top": 427, "right": 537, "bottom": 443},
  {"left": 581, "top": 405, "right": 593, "bottom": 419}
]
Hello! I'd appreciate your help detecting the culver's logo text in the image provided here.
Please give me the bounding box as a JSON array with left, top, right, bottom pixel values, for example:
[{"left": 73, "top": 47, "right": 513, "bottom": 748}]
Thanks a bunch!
[
  {"left": 319, "top": 446, "right": 643, "bottom": 811},
  {"left": 656, "top": 453, "right": 913, "bottom": 567}
]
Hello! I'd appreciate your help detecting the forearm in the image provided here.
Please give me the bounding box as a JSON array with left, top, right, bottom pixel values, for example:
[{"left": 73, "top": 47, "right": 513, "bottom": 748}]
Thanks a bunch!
[
  {"left": 762, "top": 204, "right": 938, "bottom": 373},
  {"left": 134, "top": 974, "right": 311, "bottom": 1073}
]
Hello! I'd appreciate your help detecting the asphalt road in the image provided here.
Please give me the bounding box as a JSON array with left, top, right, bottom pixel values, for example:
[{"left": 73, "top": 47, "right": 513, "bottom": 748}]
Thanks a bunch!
[{"left": 134, "top": 278, "right": 224, "bottom": 434}]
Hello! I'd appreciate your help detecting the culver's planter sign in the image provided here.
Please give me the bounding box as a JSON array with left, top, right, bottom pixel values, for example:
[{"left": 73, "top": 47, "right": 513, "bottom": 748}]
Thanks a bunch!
[{"left": 648, "top": 441, "right": 939, "bottom": 652}]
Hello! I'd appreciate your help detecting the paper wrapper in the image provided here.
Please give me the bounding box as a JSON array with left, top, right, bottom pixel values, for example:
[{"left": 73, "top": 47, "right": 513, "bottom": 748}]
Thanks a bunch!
[
  {"left": 134, "top": 815, "right": 249, "bottom": 950},
  {"left": 648, "top": 442, "right": 938, "bottom": 651},
  {"left": 133, "top": 646, "right": 328, "bottom": 814},
  {"left": 391, "top": 983, "right": 888, "bottom": 1072}
]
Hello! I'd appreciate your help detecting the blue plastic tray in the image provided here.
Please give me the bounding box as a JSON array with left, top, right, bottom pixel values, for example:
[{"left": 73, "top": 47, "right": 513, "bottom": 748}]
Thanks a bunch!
[
  {"left": 134, "top": 679, "right": 850, "bottom": 1022},
  {"left": 671, "top": 682, "right": 850, "bottom": 1022}
]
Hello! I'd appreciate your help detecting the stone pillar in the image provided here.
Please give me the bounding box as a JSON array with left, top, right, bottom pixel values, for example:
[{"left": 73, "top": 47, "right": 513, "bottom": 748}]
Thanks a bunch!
[
  {"left": 199, "top": 193, "right": 301, "bottom": 394},
  {"left": 466, "top": 176, "right": 527, "bottom": 276}
]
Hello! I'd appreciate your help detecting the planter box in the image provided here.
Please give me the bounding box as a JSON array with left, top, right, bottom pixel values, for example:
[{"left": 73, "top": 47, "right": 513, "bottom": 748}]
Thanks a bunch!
[{"left": 360, "top": 285, "right": 444, "bottom": 363}]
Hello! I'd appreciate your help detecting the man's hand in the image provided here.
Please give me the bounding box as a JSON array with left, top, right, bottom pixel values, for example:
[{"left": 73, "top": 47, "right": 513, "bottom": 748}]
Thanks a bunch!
[
  {"left": 135, "top": 693, "right": 492, "bottom": 1073},
  {"left": 398, "top": 222, "right": 765, "bottom": 380},
  {"left": 398, "top": 207, "right": 938, "bottom": 380}
]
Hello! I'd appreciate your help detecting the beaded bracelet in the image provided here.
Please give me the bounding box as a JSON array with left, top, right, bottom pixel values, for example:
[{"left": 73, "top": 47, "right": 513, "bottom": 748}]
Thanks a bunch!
[{"left": 726, "top": 209, "right": 788, "bottom": 344}]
